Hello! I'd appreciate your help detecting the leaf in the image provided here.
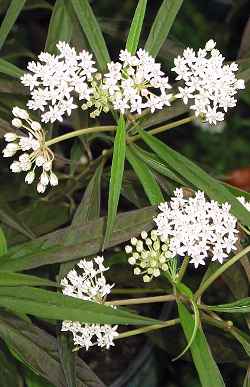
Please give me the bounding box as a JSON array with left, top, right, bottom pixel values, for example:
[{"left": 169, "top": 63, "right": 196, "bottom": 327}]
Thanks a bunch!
[
  {"left": 103, "top": 116, "right": 126, "bottom": 248},
  {"left": 72, "top": 163, "right": 103, "bottom": 226},
  {"left": 0, "top": 197, "right": 35, "bottom": 239},
  {"left": 0, "top": 346, "right": 23, "bottom": 387},
  {"left": 139, "top": 129, "right": 250, "bottom": 226},
  {"left": 205, "top": 298, "right": 250, "bottom": 314},
  {"left": 45, "top": 0, "right": 73, "bottom": 53},
  {"left": 57, "top": 334, "right": 76, "bottom": 387},
  {"left": 0, "top": 227, "right": 7, "bottom": 256},
  {"left": 144, "top": 0, "right": 183, "bottom": 57},
  {"left": 230, "top": 328, "right": 250, "bottom": 357},
  {"left": 174, "top": 300, "right": 199, "bottom": 361},
  {"left": 126, "top": 0, "right": 147, "bottom": 54},
  {"left": 244, "top": 368, "right": 250, "bottom": 387},
  {"left": 24, "top": 368, "right": 54, "bottom": 387},
  {"left": 133, "top": 144, "right": 186, "bottom": 185},
  {"left": 0, "top": 312, "right": 105, "bottom": 387},
  {"left": 0, "top": 272, "right": 57, "bottom": 287},
  {"left": 0, "top": 0, "right": 26, "bottom": 50},
  {"left": 70, "top": 0, "right": 110, "bottom": 71},
  {"left": 126, "top": 145, "right": 164, "bottom": 205},
  {"left": 0, "top": 205, "right": 157, "bottom": 271},
  {"left": 178, "top": 303, "right": 225, "bottom": 387},
  {"left": 0, "top": 58, "right": 23, "bottom": 78},
  {"left": 0, "top": 286, "right": 159, "bottom": 325}
]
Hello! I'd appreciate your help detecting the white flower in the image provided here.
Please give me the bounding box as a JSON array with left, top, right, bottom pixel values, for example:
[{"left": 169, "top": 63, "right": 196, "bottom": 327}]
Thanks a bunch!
[
  {"left": 61, "top": 257, "right": 118, "bottom": 350},
  {"left": 2, "top": 107, "right": 58, "bottom": 193},
  {"left": 172, "top": 40, "right": 245, "bottom": 124},
  {"left": 103, "top": 49, "right": 172, "bottom": 114},
  {"left": 125, "top": 230, "right": 175, "bottom": 282},
  {"left": 21, "top": 41, "right": 97, "bottom": 123},
  {"left": 238, "top": 196, "right": 250, "bottom": 212},
  {"left": 155, "top": 189, "right": 238, "bottom": 268}
]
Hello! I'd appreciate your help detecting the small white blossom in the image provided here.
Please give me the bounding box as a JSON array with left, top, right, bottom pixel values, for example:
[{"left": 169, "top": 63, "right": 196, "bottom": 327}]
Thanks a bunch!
[
  {"left": 21, "top": 41, "right": 97, "bottom": 123},
  {"left": 103, "top": 49, "right": 172, "bottom": 114},
  {"left": 2, "top": 107, "right": 58, "bottom": 193},
  {"left": 155, "top": 189, "right": 238, "bottom": 268},
  {"left": 172, "top": 40, "right": 245, "bottom": 124},
  {"left": 61, "top": 256, "right": 118, "bottom": 350},
  {"left": 125, "top": 230, "right": 175, "bottom": 282}
]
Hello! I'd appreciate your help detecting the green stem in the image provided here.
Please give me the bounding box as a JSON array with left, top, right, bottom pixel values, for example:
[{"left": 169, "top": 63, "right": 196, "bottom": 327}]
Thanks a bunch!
[
  {"left": 112, "top": 288, "right": 168, "bottom": 295},
  {"left": 105, "top": 294, "right": 176, "bottom": 306},
  {"left": 115, "top": 318, "right": 180, "bottom": 340},
  {"left": 45, "top": 126, "right": 116, "bottom": 146},
  {"left": 127, "top": 115, "right": 195, "bottom": 143},
  {"left": 177, "top": 256, "right": 190, "bottom": 283},
  {"left": 194, "top": 245, "right": 250, "bottom": 301}
]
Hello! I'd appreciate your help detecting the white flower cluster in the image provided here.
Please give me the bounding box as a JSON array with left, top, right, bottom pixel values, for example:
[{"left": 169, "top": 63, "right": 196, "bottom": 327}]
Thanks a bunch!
[
  {"left": 61, "top": 256, "right": 118, "bottom": 350},
  {"left": 103, "top": 49, "right": 172, "bottom": 114},
  {"left": 172, "top": 39, "right": 245, "bottom": 124},
  {"left": 125, "top": 230, "right": 175, "bottom": 282},
  {"left": 21, "top": 41, "right": 97, "bottom": 123},
  {"left": 3, "top": 107, "right": 58, "bottom": 193},
  {"left": 154, "top": 189, "right": 238, "bottom": 268}
]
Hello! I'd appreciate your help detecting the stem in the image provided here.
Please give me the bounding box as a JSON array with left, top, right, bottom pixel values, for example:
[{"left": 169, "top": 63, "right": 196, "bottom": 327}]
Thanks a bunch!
[
  {"left": 112, "top": 288, "right": 168, "bottom": 295},
  {"left": 176, "top": 256, "right": 189, "bottom": 283},
  {"left": 127, "top": 115, "right": 195, "bottom": 143},
  {"left": 194, "top": 245, "right": 250, "bottom": 301},
  {"left": 46, "top": 126, "right": 116, "bottom": 146},
  {"left": 115, "top": 318, "right": 180, "bottom": 340},
  {"left": 105, "top": 294, "right": 176, "bottom": 306}
]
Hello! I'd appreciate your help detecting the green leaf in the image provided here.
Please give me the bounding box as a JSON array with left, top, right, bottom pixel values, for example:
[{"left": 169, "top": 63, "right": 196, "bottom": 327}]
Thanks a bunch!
[
  {"left": 70, "top": 0, "right": 110, "bottom": 71},
  {"left": 0, "top": 272, "right": 57, "bottom": 287},
  {"left": 126, "top": 0, "right": 147, "bottom": 54},
  {"left": 0, "top": 347, "right": 23, "bottom": 387},
  {"left": 57, "top": 334, "right": 76, "bottom": 387},
  {"left": 45, "top": 0, "right": 73, "bottom": 53},
  {"left": 0, "top": 0, "right": 26, "bottom": 50},
  {"left": 0, "top": 286, "right": 158, "bottom": 325},
  {"left": 0, "top": 205, "right": 157, "bottom": 271},
  {"left": 0, "top": 227, "right": 7, "bottom": 256},
  {"left": 0, "top": 312, "right": 105, "bottom": 387},
  {"left": 0, "top": 58, "right": 23, "bottom": 78},
  {"left": 24, "top": 368, "right": 54, "bottom": 387},
  {"left": 178, "top": 303, "right": 225, "bottom": 387},
  {"left": 139, "top": 129, "right": 250, "bottom": 226},
  {"left": 243, "top": 368, "right": 250, "bottom": 387},
  {"left": 133, "top": 144, "right": 186, "bottom": 185},
  {"left": 230, "top": 328, "right": 250, "bottom": 357},
  {"left": 103, "top": 116, "right": 126, "bottom": 248},
  {"left": 72, "top": 162, "right": 103, "bottom": 226},
  {"left": 144, "top": 0, "right": 183, "bottom": 57},
  {"left": 205, "top": 298, "right": 250, "bottom": 314},
  {"left": 126, "top": 145, "right": 164, "bottom": 205}
]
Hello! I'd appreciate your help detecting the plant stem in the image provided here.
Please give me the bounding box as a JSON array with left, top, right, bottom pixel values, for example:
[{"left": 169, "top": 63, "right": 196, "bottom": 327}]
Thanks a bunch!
[
  {"left": 127, "top": 115, "right": 195, "bottom": 143},
  {"left": 45, "top": 126, "right": 116, "bottom": 146},
  {"left": 194, "top": 245, "right": 250, "bottom": 301},
  {"left": 176, "top": 256, "right": 189, "bottom": 283},
  {"left": 112, "top": 288, "right": 168, "bottom": 295},
  {"left": 105, "top": 294, "right": 176, "bottom": 306},
  {"left": 115, "top": 318, "right": 180, "bottom": 340}
]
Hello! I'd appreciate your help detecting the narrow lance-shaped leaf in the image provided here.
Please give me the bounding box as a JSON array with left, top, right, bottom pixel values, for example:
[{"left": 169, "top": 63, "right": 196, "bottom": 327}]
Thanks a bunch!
[
  {"left": 0, "top": 272, "right": 57, "bottom": 287},
  {"left": 205, "top": 298, "right": 250, "bottom": 314},
  {"left": 126, "top": 0, "right": 147, "bottom": 54},
  {"left": 0, "top": 227, "right": 7, "bottom": 256},
  {"left": 0, "top": 286, "right": 159, "bottom": 325},
  {"left": 0, "top": 58, "right": 24, "bottom": 78},
  {"left": 126, "top": 145, "right": 164, "bottom": 205},
  {"left": 70, "top": 0, "right": 110, "bottom": 71},
  {"left": 139, "top": 129, "right": 250, "bottom": 227},
  {"left": 0, "top": 0, "right": 27, "bottom": 50},
  {"left": 178, "top": 303, "right": 225, "bottom": 387},
  {"left": 103, "top": 116, "right": 126, "bottom": 248},
  {"left": 45, "top": 0, "right": 73, "bottom": 53},
  {"left": 144, "top": 0, "right": 183, "bottom": 57}
]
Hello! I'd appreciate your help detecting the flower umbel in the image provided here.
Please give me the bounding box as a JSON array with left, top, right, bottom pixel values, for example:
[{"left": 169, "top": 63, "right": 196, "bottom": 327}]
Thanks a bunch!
[
  {"left": 103, "top": 49, "right": 172, "bottom": 114},
  {"left": 125, "top": 230, "right": 175, "bottom": 282},
  {"left": 61, "top": 256, "right": 118, "bottom": 350},
  {"left": 155, "top": 189, "right": 238, "bottom": 268},
  {"left": 21, "top": 41, "right": 97, "bottom": 123},
  {"left": 3, "top": 107, "right": 58, "bottom": 193},
  {"left": 172, "top": 39, "right": 245, "bottom": 124}
]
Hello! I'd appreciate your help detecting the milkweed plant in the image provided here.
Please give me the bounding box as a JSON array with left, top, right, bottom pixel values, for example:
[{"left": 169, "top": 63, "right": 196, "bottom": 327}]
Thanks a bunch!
[{"left": 0, "top": 1, "right": 249, "bottom": 386}]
